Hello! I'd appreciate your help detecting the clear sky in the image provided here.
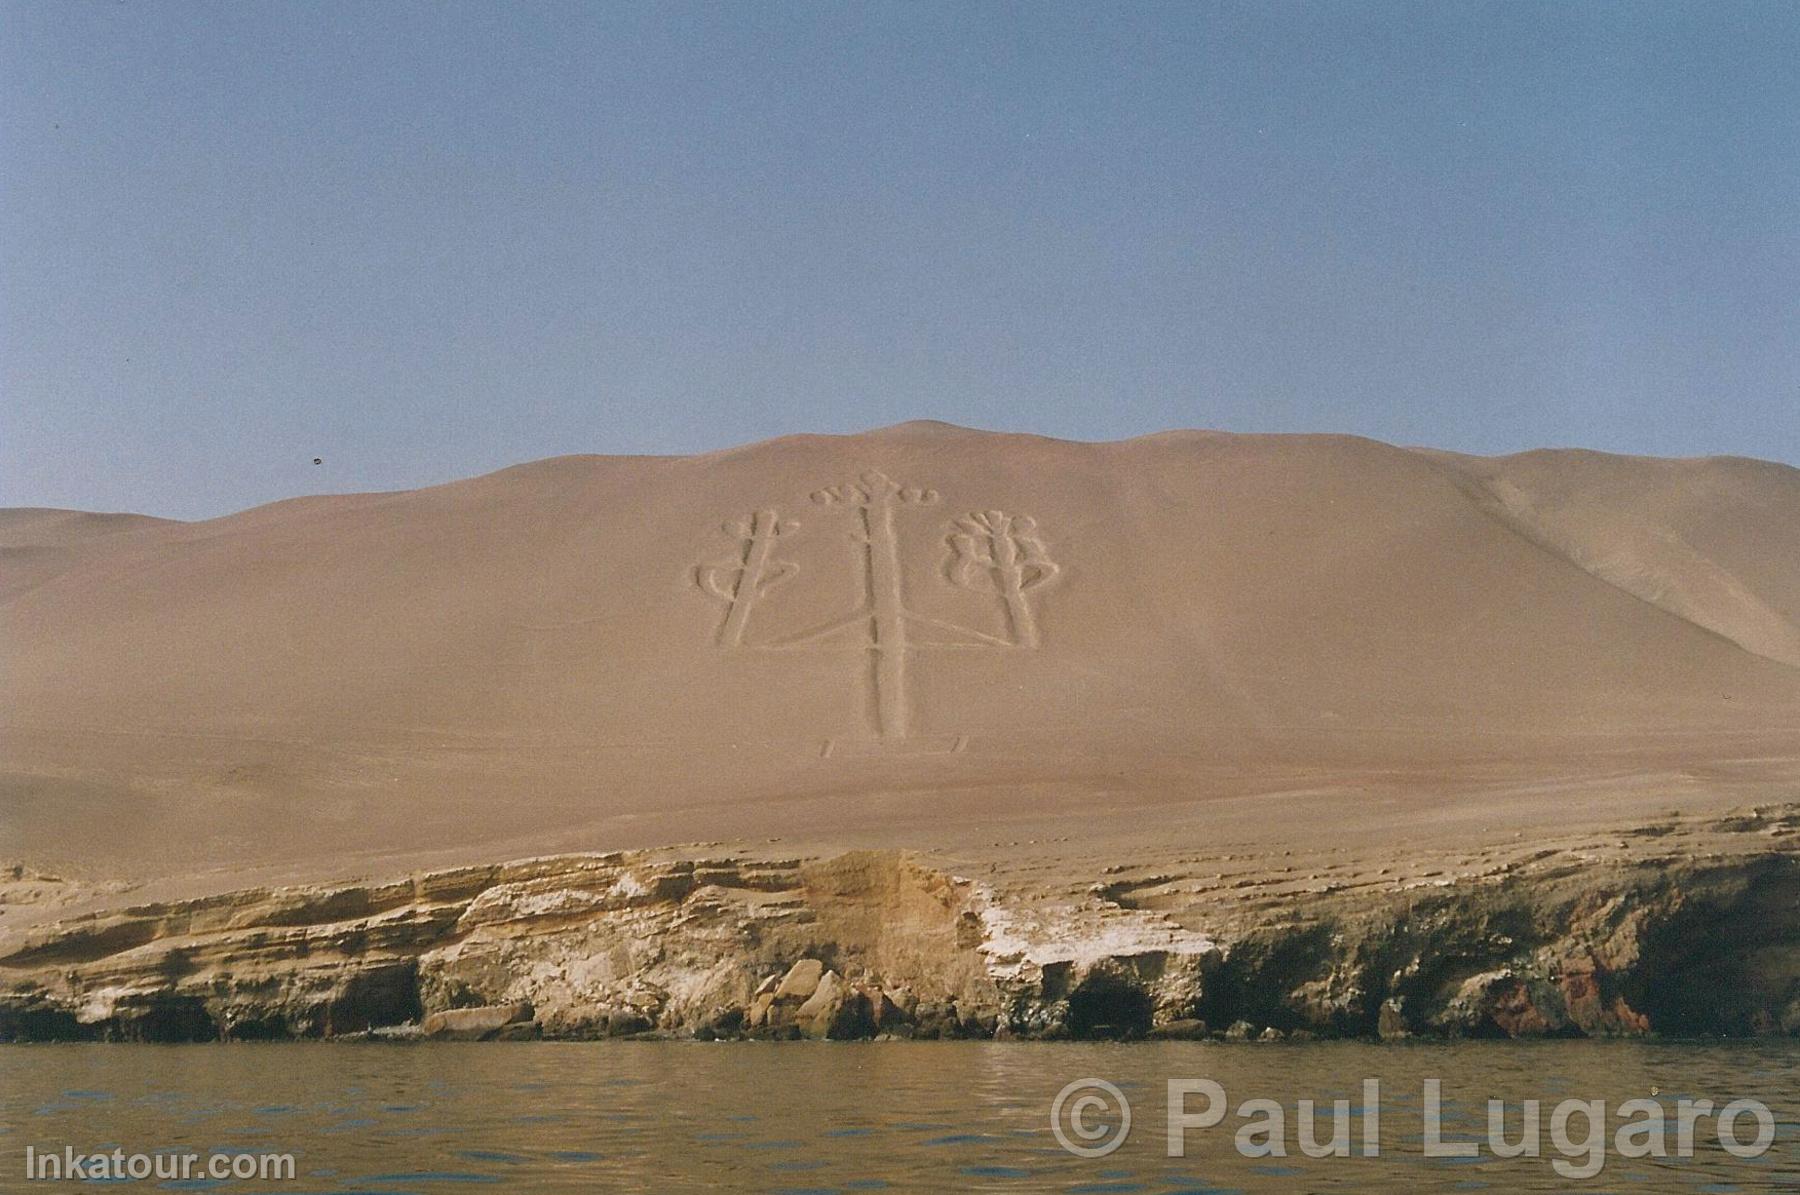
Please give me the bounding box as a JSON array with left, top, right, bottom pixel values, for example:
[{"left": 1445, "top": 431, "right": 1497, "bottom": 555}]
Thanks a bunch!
[{"left": 3, "top": 1, "right": 1796, "bottom": 520}]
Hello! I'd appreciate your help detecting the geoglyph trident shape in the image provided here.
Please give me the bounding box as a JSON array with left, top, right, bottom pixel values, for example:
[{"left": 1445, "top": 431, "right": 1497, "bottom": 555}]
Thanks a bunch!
[{"left": 694, "top": 470, "right": 1058, "bottom": 742}]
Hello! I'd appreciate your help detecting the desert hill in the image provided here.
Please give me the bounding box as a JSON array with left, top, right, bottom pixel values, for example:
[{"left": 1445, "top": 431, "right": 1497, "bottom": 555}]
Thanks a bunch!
[{"left": 4, "top": 422, "right": 1798, "bottom": 895}]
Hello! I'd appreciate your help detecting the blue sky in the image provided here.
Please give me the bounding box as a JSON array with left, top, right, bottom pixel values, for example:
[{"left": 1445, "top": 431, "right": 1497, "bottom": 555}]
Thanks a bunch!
[{"left": 3, "top": 1, "right": 1796, "bottom": 519}]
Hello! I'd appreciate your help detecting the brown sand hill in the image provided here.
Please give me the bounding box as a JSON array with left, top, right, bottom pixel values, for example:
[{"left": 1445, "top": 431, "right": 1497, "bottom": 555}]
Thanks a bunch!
[{"left": 4, "top": 423, "right": 1798, "bottom": 904}]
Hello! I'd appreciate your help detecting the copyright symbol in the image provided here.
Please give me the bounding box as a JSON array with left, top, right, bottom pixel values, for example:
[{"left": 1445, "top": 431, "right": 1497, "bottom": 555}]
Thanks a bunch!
[{"left": 1051, "top": 1077, "right": 1132, "bottom": 1158}]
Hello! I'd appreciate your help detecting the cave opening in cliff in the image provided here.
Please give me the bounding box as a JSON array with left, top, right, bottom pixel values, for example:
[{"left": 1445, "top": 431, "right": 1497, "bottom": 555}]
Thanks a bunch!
[
  {"left": 325, "top": 964, "right": 424, "bottom": 1036},
  {"left": 224, "top": 1017, "right": 292, "bottom": 1041},
  {"left": 1066, "top": 972, "right": 1154, "bottom": 1040},
  {"left": 1628, "top": 865, "right": 1800, "bottom": 1037},
  {"left": 118, "top": 998, "right": 217, "bottom": 1043}
]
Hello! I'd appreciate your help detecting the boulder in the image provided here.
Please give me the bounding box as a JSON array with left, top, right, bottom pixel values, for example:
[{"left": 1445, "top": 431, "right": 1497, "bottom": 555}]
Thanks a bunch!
[
  {"left": 795, "top": 970, "right": 842, "bottom": 1018},
  {"left": 1781, "top": 996, "right": 1800, "bottom": 1036},
  {"left": 605, "top": 1008, "right": 653, "bottom": 1037},
  {"left": 746, "top": 991, "right": 775, "bottom": 1029},
  {"left": 791, "top": 971, "right": 880, "bottom": 1040},
  {"left": 420, "top": 1002, "right": 534, "bottom": 1041},
  {"left": 1377, "top": 998, "right": 1410, "bottom": 1041},
  {"left": 796, "top": 970, "right": 846, "bottom": 1038},
  {"left": 912, "top": 1000, "right": 957, "bottom": 1039},
  {"left": 692, "top": 1006, "right": 743, "bottom": 1041},
  {"left": 956, "top": 1004, "right": 998, "bottom": 1037},
  {"left": 1147, "top": 1017, "right": 1209, "bottom": 1041},
  {"left": 1223, "top": 1019, "right": 1257, "bottom": 1041},
  {"left": 868, "top": 987, "right": 908, "bottom": 1030},
  {"left": 775, "top": 959, "right": 825, "bottom": 1001}
]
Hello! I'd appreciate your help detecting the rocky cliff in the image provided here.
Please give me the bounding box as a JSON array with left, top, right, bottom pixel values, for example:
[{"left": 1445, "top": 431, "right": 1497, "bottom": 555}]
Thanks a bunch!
[{"left": 3, "top": 805, "right": 1794, "bottom": 1043}]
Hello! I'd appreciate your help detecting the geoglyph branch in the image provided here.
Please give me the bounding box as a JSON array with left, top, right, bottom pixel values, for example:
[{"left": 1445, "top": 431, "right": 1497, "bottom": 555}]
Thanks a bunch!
[
  {"left": 696, "top": 509, "right": 799, "bottom": 646},
  {"left": 946, "top": 510, "right": 1058, "bottom": 647}
]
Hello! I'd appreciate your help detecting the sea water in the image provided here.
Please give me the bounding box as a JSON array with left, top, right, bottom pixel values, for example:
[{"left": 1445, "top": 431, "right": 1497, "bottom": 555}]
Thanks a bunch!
[{"left": 4, "top": 1040, "right": 1796, "bottom": 1192}]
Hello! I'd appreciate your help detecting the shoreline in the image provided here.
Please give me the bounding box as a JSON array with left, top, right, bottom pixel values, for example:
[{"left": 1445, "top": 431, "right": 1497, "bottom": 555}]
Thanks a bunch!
[{"left": 5, "top": 804, "right": 1795, "bottom": 1046}]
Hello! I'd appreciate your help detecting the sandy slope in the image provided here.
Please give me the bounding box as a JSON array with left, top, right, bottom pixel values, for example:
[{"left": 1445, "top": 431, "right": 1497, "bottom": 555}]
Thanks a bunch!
[{"left": 3, "top": 423, "right": 1797, "bottom": 900}]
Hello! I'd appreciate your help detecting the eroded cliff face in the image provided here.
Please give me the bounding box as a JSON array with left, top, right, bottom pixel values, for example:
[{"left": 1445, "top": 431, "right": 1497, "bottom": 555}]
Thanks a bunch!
[{"left": 1, "top": 807, "right": 1794, "bottom": 1043}]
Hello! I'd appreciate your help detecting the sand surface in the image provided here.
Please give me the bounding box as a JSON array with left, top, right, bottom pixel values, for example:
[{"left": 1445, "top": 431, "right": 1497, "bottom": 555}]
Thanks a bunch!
[{"left": 4, "top": 423, "right": 1797, "bottom": 909}]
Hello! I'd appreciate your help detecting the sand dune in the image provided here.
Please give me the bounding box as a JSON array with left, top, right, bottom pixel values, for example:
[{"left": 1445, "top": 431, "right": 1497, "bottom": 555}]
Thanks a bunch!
[
  {"left": 4, "top": 423, "right": 1797, "bottom": 892},
  {"left": 1424, "top": 448, "right": 1800, "bottom": 667}
]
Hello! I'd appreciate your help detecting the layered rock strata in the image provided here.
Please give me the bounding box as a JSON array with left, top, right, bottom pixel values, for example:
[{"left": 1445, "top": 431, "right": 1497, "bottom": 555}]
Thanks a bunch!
[{"left": 2, "top": 807, "right": 1794, "bottom": 1042}]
